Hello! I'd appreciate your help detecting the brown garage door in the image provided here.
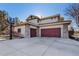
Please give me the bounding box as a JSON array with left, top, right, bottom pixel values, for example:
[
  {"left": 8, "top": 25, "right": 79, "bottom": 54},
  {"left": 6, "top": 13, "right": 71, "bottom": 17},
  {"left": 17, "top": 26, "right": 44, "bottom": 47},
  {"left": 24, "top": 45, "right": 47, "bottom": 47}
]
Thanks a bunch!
[
  {"left": 30, "top": 28, "right": 37, "bottom": 37},
  {"left": 41, "top": 28, "right": 61, "bottom": 37}
]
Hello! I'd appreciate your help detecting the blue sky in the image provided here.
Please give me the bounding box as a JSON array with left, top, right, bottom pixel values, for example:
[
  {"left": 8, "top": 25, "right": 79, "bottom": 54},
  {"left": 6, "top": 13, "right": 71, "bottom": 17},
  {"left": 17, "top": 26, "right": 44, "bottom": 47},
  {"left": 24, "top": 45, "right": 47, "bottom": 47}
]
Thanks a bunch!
[
  {"left": 0, "top": 3, "right": 70, "bottom": 20},
  {"left": 0, "top": 3, "right": 77, "bottom": 29}
]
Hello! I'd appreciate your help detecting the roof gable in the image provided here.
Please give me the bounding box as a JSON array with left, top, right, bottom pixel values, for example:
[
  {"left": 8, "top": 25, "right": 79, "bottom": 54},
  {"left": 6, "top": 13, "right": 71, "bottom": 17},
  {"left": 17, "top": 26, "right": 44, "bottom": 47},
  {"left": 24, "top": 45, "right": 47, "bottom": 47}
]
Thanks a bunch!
[{"left": 26, "top": 15, "right": 40, "bottom": 21}]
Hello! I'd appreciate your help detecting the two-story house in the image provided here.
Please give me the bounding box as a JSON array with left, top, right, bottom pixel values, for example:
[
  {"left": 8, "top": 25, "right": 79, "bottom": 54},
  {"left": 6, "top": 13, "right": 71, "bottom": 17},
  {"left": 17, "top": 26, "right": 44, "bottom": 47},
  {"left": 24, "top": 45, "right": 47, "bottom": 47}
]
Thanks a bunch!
[{"left": 13, "top": 14, "right": 71, "bottom": 38}]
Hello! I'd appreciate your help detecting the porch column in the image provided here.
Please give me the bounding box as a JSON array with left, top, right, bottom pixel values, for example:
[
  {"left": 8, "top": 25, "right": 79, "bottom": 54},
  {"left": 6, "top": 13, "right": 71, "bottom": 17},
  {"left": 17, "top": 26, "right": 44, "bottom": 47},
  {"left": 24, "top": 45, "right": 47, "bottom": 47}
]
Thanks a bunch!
[
  {"left": 39, "top": 27, "right": 41, "bottom": 37},
  {"left": 37, "top": 27, "right": 41, "bottom": 37}
]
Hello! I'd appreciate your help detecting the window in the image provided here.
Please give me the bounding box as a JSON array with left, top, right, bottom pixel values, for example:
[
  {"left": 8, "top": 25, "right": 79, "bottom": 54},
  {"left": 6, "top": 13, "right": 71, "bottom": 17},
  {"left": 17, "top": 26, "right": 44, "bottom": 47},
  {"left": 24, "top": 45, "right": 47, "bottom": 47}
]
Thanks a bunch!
[{"left": 17, "top": 28, "right": 21, "bottom": 33}]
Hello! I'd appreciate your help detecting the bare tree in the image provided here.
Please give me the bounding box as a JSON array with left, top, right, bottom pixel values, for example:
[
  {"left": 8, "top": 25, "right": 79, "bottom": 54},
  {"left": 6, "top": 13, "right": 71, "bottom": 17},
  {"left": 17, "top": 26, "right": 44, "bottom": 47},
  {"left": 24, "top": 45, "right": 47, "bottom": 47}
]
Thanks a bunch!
[
  {"left": 65, "top": 4, "right": 79, "bottom": 27},
  {"left": 0, "top": 10, "right": 9, "bottom": 34},
  {"left": 14, "top": 17, "right": 20, "bottom": 24}
]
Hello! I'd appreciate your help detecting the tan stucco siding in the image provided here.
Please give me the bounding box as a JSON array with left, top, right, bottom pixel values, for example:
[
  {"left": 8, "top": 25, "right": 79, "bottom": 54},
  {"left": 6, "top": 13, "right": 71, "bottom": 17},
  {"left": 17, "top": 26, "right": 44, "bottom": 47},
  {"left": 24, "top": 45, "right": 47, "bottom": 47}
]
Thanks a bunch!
[
  {"left": 25, "top": 25, "right": 38, "bottom": 37},
  {"left": 14, "top": 24, "right": 69, "bottom": 38},
  {"left": 14, "top": 26, "right": 26, "bottom": 37},
  {"left": 68, "top": 24, "right": 72, "bottom": 31},
  {"left": 29, "top": 25, "right": 37, "bottom": 29},
  {"left": 39, "top": 18, "right": 58, "bottom": 24},
  {"left": 63, "top": 25, "right": 69, "bottom": 38},
  {"left": 25, "top": 25, "right": 30, "bottom": 37},
  {"left": 28, "top": 19, "right": 38, "bottom": 24}
]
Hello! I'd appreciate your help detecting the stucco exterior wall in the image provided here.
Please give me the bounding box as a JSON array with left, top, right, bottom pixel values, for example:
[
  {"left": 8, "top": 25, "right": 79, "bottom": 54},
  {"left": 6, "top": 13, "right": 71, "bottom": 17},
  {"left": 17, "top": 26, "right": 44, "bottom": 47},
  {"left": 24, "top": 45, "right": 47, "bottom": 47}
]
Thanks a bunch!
[
  {"left": 29, "top": 25, "right": 37, "bottom": 29},
  {"left": 68, "top": 24, "right": 72, "bottom": 31},
  {"left": 25, "top": 25, "right": 30, "bottom": 38},
  {"left": 14, "top": 25, "right": 26, "bottom": 37},
  {"left": 28, "top": 19, "right": 38, "bottom": 24},
  {"left": 25, "top": 25, "right": 38, "bottom": 37},
  {"left": 39, "top": 18, "right": 58, "bottom": 24},
  {"left": 63, "top": 25, "right": 69, "bottom": 38}
]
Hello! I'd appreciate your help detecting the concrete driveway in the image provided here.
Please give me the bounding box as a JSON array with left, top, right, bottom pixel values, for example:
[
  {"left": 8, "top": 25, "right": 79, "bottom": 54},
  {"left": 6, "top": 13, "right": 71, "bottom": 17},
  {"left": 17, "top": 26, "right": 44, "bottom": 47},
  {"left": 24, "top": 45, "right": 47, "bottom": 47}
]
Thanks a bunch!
[{"left": 0, "top": 37, "right": 79, "bottom": 56}]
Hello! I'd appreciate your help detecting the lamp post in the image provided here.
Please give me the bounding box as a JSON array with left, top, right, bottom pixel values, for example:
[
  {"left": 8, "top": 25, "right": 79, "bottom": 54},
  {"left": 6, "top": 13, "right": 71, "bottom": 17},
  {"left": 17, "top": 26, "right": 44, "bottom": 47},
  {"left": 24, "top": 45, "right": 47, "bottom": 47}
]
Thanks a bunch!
[{"left": 8, "top": 17, "right": 15, "bottom": 40}]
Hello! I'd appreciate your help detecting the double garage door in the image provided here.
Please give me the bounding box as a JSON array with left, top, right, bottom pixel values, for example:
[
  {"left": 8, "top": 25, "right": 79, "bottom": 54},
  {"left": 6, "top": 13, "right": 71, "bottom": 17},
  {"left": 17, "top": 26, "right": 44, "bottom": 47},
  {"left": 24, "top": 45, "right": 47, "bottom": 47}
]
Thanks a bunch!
[
  {"left": 30, "top": 28, "right": 61, "bottom": 37},
  {"left": 41, "top": 28, "right": 61, "bottom": 37}
]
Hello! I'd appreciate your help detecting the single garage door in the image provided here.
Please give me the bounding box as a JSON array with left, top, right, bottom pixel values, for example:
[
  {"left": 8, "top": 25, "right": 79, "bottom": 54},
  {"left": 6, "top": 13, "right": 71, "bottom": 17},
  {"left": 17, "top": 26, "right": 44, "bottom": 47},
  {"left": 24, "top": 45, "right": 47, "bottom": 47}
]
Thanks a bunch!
[
  {"left": 30, "top": 28, "right": 37, "bottom": 37},
  {"left": 41, "top": 28, "right": 61, "bottom": 37}
]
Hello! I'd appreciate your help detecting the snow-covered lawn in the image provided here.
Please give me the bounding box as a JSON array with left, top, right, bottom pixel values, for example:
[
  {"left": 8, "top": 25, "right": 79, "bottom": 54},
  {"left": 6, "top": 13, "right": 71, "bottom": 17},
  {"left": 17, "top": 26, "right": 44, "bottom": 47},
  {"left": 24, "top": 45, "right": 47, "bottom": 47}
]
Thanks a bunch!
[{"left": 0, "top": 37, "right": 79, "bottom": 56}]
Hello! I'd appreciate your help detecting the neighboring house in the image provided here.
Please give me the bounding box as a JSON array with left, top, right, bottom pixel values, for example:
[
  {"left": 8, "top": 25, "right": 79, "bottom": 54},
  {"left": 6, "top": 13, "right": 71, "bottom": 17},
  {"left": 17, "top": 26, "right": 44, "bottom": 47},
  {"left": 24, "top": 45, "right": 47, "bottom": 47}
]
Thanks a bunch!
[
  {"left": 13, "top": 14, "right": 72, "bottom": 38},
  {"left": 72, "top": 31, "right": 79, "bottom": 38}
]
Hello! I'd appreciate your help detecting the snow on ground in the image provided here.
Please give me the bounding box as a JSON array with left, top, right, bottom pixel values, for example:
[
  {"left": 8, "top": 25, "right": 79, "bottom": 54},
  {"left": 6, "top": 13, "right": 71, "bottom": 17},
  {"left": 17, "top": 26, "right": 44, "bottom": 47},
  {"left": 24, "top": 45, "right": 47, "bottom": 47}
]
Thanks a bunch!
[{"left": 0, "top": 37, "right": 79, "bottom": 56}]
